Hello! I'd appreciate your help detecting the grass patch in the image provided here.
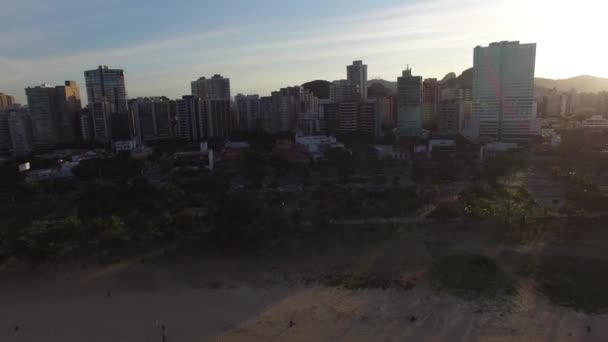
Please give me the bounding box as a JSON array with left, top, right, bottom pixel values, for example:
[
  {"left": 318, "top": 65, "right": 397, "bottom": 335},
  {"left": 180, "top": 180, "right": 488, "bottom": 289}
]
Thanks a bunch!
[
  {"left": 434, "top": 254, "right": 516, "bottom": 300},
  {"left": 319, "top": 272, "right": 415, "bottom": 291},
  {"left": 533, "top": 256, "right": 608, "bottom": 314}
]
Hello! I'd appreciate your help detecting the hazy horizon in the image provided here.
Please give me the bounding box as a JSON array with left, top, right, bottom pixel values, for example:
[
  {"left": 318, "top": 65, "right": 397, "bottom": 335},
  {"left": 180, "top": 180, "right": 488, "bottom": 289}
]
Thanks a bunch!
[{"left": 1, "top": 0, "right": 604, "bottom": 104}]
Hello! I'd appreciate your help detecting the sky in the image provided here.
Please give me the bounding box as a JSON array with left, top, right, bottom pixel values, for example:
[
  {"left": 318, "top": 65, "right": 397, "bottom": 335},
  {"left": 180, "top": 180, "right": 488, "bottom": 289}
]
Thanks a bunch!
[{"left": 1, "top": 0, "right": 605, "bottom": 104}]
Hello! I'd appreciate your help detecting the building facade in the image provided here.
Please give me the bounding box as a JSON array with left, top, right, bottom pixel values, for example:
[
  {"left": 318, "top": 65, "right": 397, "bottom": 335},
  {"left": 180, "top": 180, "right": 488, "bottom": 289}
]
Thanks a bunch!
[
  {"left": 8, "top": 111, "right": 33, "bottom": 155},
  {"left": 0, "top": 111, "right": 11, "bottom": 151},
  {"left": 0, "top": 93, "right": 16, "bottom": 110},
  {"left": 176, "top": 96, "right": 204, "bottom": 141},
  {"left": 472, "top": 41, "right": 538, "bottom": 141},
  {"left": 91, "top": 101, "right": 112, "bottom": 143},
  {"left": 347, "top": 60, "right": 368, "bottom": 101},
  {"left": 259, "top": 96, "right": 274, "bottom": 133},
  {"left": 191, "top": 74, "right": 231, "bottom": 100},
  {"left": 358, "top": 100, "right": 381, "bottom": 138},
  {"left": 130, "top": 99, "right": 172, "bottom": 144},
  {"left": 77, "top": 109, "right": 93, "bottom": 142},
  {"left": 423, "top": 78, "right": 439, "bottom": 123},
  {"left": 235, "top": 94, "right": 260, "bottom": 131},
  {"left": 377, "top": 95, "right": 397, "bottom": 127},
  {"left": 319, "top": 100, "right": 338, "bottom": 134},
  {"left": 331, "top": 80, "right": 357, "bottom": 102},
  {"left": 26, "top": 84, "right": 58, "bottom": 149},
  {"left": 54, "top": 80, "right": 82, "bottom": 144},
  {"left": 203, "top": 99, "right": 234, "bottom": 138},
  {"left": 397, "top": 68, "right": 423, "bottom": 136},
  {"left": 338, "top": 101, "right": 358, "bottom": 133},
  {"left": 84, "top": 66, "right": 128, "bottom": 113}
]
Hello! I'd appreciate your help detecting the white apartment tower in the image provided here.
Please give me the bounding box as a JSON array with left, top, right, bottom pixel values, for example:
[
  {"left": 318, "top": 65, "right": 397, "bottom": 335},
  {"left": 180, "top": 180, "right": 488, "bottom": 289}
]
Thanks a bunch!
[{"left": 472, "top": 41, "right": 539, "bottom": 141}]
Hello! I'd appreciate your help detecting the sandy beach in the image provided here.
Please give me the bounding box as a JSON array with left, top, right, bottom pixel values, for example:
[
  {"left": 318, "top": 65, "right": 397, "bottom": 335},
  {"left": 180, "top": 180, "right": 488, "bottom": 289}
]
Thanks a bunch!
[
  {"left": 2, "top": 221, "right": 608, "bottom": 341},
  {"left": 0, "top": 260, "right": 606, "bottom": 342}
]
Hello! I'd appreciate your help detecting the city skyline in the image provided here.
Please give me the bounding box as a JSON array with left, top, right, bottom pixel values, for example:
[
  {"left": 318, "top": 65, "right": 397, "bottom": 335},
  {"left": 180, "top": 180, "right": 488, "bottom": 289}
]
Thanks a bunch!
[{"left": 1, "top": 0, "right": 604, "bottom": 104}]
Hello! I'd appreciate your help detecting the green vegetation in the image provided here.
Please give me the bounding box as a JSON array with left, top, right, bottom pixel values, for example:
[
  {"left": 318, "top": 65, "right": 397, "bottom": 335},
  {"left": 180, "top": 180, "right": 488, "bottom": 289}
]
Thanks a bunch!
[
  {"left": 434, "top": 254, "right": 516, "bottom": 300},
  {"left": 459, "top": 183, "right": 537, "bottom": 226},
  {"left": 509, "top": 253, "right": 608, "bottom": 314},
  {"left": 319, "top": 272, "right": 414, "bottom": 291},
  {"left": 0, "top": 156, "right": 294, "bottom": 262}
]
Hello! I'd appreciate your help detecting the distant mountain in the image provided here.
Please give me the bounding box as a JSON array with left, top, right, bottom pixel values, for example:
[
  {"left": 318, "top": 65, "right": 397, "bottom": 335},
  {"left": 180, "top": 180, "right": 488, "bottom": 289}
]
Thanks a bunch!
[
  {"left": 369, "top": 70, "right": 608, "bottom": 95},
  {"left": 301, "top": 80, "right": 332, "bottom": 99},
  {"left": 441, "top": 72, "right": 456, "bottom": 83},
  {"left": 368, "top": 79, "right": 397, "bottom": 94},
  {"left": 442, "top": 68, "right": 473, "bottom": 89},
  {"left": 535, "top": 75, "right": 608, "bottom": 93},
  {"left": 368, "top": 82, "right": 393, "bottom": 97}
]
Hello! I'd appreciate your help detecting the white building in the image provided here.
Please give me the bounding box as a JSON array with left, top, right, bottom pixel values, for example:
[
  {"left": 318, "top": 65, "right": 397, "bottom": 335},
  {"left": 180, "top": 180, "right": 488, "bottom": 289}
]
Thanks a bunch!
[
  {"left": 472, "top": 41, "right": 539, "bottom": 141},
  {"left": 295, "top": 134, "right": 337, "bottom": 154},
  {"left": 113, "top": 140, "right": 137, "bottom": 152}
]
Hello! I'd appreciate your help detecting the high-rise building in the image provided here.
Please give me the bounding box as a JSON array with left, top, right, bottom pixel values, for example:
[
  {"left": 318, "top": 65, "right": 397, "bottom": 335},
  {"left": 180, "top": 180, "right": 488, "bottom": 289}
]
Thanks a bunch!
[
  {"left": 0, "top": 111, "right": 11, "bottom": 151},
  {"left": 259, "top": 96, "right": 274, "bottom": 133},
  {"left": 54, "top": 81, "right": 82, "bottom": 144},
  {"left": 438, "top": 100, "right": 464, "bottom": 135},
  {"left": 397, "top": 67, "right": 423, "bottom": 136},
  {"left": 24, "top": 81, "right": 82, "bottom": 149},
  {"left": 235, "top": 94, "right": 260, "bottom": 131},
  {"left": 472, "top": 41, "right": 538, "bottom": 141},
  {"left": 338, "top": 101, "right": 358, "bottom": 133},
  {"left": 347, "top": 60, "right": 368, "bottom": 100},
  {"left": 176, "top": 96, "right": 204, "bottom": 141},
  {"left": 336, "top": 100, "right": 380, "bottom": 137},
  {"left": 377, "top": 95, "right": 398, "bottom": 127},
  {"left": 441, "top": 87, "right": 472, "bottom": 102},
  {"left": 8, "top": 111, "right": 33, "bottom": 156},
  {"left": 91, "top": 101, "right": 112, "bottom": 143},
  {"left": 77, "top": 109, "right": 93, "bottom": 142},
  {"left": 298, "top": 112, "right": 324, "bottom": 135},
  {"left": 130, "top": 99, "right": 172, "bottom": 144},
  {"left": 0, "top": 93, "right": 16, "bottom": 110},
  {"left": 331, "top": 80, "right": 357, "bottom": 102},
  {"left": 203, "top": 99, "right": 234, "bottom": 138},
  {"left": 26, "top": 84, "right": 58, "bottom": 149},
  {"left": 319, "top": 100, "right": 338, "bottom": 134},
  {"left": 267, "top": 86, "right": 317, "bottom": 133},
  {"left": 84, "top": 66, "right": 128, "bottom": 113},
  {"left": 423, "top": 78, "right": 439, "bottom": 123},
  {"left": 175, "top": 96, "right": 234, "bottom": 140},
  {"left": 191, "top": 74, "right": 231, "bottom": 100},
  {"left": 358, "top": 100, "right": 381, "bottom": 138}
]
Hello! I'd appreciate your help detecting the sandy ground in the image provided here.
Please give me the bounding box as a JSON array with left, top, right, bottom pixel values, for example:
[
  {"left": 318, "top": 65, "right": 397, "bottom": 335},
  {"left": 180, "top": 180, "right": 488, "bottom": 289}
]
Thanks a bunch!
[
  {"left": 2, "top": 220, "right": 608, "bottom": 342},
  {"left": 0, "top": 259, "right": 606, "bottom": 342}
]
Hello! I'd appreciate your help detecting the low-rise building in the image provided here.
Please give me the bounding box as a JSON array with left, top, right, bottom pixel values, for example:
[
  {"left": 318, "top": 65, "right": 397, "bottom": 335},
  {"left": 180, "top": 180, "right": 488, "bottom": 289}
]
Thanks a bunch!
[{"left": 480, "top": 142, "right": 519, "bottom": 161}]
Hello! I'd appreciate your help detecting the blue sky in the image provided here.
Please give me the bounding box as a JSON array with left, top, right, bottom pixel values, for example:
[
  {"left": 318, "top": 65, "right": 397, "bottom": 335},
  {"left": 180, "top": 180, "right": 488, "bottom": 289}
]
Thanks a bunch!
[{"left": 1, "top": 0, "right": 604, "bottom": 103}]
